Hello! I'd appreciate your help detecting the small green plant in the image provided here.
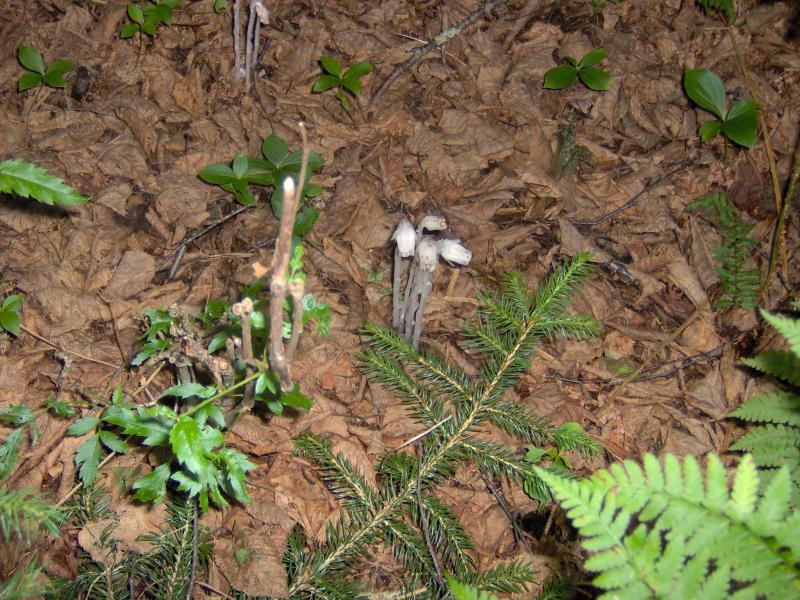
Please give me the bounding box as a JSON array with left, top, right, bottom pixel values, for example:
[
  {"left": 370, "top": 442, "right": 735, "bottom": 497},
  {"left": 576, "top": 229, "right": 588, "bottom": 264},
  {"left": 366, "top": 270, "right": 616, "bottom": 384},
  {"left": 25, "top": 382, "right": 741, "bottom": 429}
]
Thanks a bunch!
[
  {"left": 199, "top": 133, "right": 324, "bottom": 235},
  {"left": 213, "top": 0, "right": 227, "bottom": 11},
  {"left": 16, "top": 46, "right": 72, "bottom": 91},
  {"left": 448, "top": 576, "right": 500, "bottom": 600},
  {"left": 1, "top": 397, "right": 75, "bottom": 482},
  {"left": 729, "top": 308, "right": 800, "bottom": 507},
  {"left": 543, "top": 49, "right": 611, "bottom": 91},
  {"left": 536, "top": 452, "right": 800, "bottom": 599},
  {"left": 0, "top": 294, "right": 22, "bottom": 337},
  {"left": 697, "top": 0, "right": 734, "bottom": 21},
  {"left": 0, "top": 159, "right": 89, "bottom": 206},
  {"left": 687, "top": 191, "right": 760, "bottom": 309},
  {"left": 312, "top": 56, "right": 373, "bottom": 110},
  {"left": 121, "top": 0, "right": 180, "bottom": 38},
  {"left": 550, "top": 126, "right": 591, "bottom": 181},
  {"left": 684, "top": 69, "right": 759, "bottom": 148}
]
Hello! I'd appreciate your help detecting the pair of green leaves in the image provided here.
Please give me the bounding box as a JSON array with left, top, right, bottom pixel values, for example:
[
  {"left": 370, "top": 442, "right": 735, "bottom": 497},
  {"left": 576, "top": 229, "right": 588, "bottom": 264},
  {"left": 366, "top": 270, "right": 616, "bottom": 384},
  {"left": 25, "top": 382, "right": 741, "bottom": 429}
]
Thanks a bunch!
[
  {"left": 1, "top": 398, "right": 75, "bottom": 482},
  {"left": 121, "top": 0, "right": 180, "bottom": 38},
  {"left": 0, "top": 159, "right": 89, "bottom": 207},
  {"left": 199, "top": 133, "right": 324, "bottom": 235},
  {"left": 0, "top": 295, "right": 22, "bottom": 337},
  {"left": 543, "top": 48, "right": 612, "bottom": 91},
  {"left": 312, "top": 56, "right": 373, "bottom": 110},
  {"left": 684, "top": 69, "right": 759, "bottom": 148},
  {"left": 17, "top": 46, "right": 72, "bottom": 91}
]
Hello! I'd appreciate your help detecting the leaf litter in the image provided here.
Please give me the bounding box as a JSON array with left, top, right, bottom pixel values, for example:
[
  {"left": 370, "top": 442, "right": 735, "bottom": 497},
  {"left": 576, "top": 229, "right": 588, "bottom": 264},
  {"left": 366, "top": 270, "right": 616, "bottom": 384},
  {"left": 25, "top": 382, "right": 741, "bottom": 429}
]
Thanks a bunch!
[{"left": 0, "top": 0, "right": 798, "bottom": 596}]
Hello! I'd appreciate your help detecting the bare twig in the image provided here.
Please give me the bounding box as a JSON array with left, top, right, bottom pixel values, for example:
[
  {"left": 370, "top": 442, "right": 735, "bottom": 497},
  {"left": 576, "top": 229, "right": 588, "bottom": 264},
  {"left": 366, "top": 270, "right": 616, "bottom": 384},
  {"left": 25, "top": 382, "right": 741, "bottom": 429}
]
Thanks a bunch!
[
  {"left": 269, "top": 122, "right": 309, "bottom": 391},
  {"left": 233, "top": 0, "right": 243, "bottom": 83},
  {"left": 369, "top": 0, "right": 508, "bottom": 108},
  {"left": 479, "top": 472, "right": 533, "bottom": 553},
  {"left": 232, "top": 298, "right": 255, "bottom": 409},
  {"left": 20, "top": 324, "right": 122, "bottom": 370}
]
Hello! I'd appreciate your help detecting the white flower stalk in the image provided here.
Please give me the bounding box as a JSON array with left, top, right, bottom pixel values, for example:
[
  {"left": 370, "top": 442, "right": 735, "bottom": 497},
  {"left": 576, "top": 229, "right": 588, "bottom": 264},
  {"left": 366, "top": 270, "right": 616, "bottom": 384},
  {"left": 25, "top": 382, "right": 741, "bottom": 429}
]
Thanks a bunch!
[
  {"left": 417, "top": 215, "right": 447, "bottom": 235},
  {"left": 405, "top": 237, "right": 438, "bottom": 345},
  {"left": 437, "top": 238, "right": 472, "bottom": 266},
  {"left": 392, "top": 218, "right": 417, "bottom": 330}
]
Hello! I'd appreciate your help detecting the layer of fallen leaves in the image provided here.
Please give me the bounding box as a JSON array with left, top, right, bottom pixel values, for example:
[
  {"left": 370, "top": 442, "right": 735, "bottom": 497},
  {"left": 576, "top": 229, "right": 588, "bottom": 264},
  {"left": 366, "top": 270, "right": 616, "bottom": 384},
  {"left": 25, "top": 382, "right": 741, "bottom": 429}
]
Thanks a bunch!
[{"left": 0, "top": 0, "right": 798, "bottom": 595}]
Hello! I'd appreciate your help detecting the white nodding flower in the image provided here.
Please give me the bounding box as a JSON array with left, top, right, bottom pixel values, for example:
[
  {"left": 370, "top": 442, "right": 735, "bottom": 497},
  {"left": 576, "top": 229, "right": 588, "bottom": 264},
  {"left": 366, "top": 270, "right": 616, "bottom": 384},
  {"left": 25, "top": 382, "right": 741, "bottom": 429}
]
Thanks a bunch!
[
  {"left": 437, "top": 239, "right": 472, "bottom": 266},
  {"left": 282, "top": 177, "right": 295, "bottom": 199},
  {"left": 392, "top": 218, "right": 416, "bottom": 257},
  {"left": 253, "top": 0, "right": 269, "bottom": 24},
  {"left": 417, "top": 237, "right": 439, "bottom": 271},
  {"left": 418, "top": 215, "right": 447, "bottom": 233}
]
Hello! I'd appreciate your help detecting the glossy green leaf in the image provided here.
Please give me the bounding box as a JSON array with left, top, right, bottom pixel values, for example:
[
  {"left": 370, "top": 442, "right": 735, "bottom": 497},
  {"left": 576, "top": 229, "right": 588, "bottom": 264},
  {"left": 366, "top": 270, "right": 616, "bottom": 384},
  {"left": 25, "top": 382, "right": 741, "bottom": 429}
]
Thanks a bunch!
[
  {"left": 66, "top": 416, "right": 99, "bottom": 436},
  {"left": 578, "top": 66, "right": 611, "bottom": 91},
  {"left": 255, "top": 371, "right": 279, "bottom": 395},
  {"left": 132, "top": 463, "right": 170, "bottom": 503},
  {"left": 343, "top": 61, "right": 373, "bottom": 79},
  {"left": 164, "top": 382, "right": 217, "bottom": 400},
  {"left": 232, "top": 153, "right": 248, "bottom": 179},
  {"left": 340, "top": 75, "right": 361, "bottom": 96},
  {"left": 698, "top": 119, "right": 722, "bottom": 142},
  {"left": 320, "top": 55, "right": 342, "bottom": 77},
  {"left": 213, "top": 0, "right": 228, "bottom": 12},
  {"left": 199, "top": 162, "right": 237, "bottom": 185},
  {"left": 128, "top": 4, "right": 144, "bottom": 23},
  {"left": 43, "top": 60, "right": 73, "bottom": 88},
  {"left": 0, "top": 406, "right": 33, "bottom": 426},
  {"left": 335, "top": 90, "right": 350, "bottom": 109},
  {"left": 280, "top": 383, "right": 312, "bottom": 411},
  {"left": 18, "top": 72, "right": 42, "bottom": 92},
  {"left": 0, "top": 309, "right": 20, "bottom": 337},
  {"left": 170, "top": 416, "right": 207, "bottom": 475},
  {"left": 142, "top": 14, "right": 159, "bottom": 35},
  {"left": 266, "top": 399, "right": 283, "bottom": 415},
  {"left": 99, "top": 430, "right": 129, "bottom": 453},
  {"left": 3, "top": 295, "right": 22, "bottom": 312},
  {"left": 261, "top": 134, "right": 289, "bottom": 165},
  {"left": 18, "top": 46, "right": 45, "bottom": 75},
  {"left": 579, "top": 48, "right": 606, "bottom": 68},
  {"left": 543, "top": 66, "right": 578, "bottom": 89},
  {"left": 684, "top": 69, "right": 726, "bottom": 119},
  {"left": 312, "top": 74, "right": 340, "bottom": 93},
  {"left": 75, "top": 434, "right": 101, "bottom": 485},
  {"left": 46, "top": 399, "right": 75, "bottom": 418},
  {"left": 293, "top": 207, "right": 319, "bottom": 236},
  {"left": 722, "top": 100, "right": 758, "bottom": 148},
  {"left": 120, "top": 23, "right": 141, "bottom": 38}
]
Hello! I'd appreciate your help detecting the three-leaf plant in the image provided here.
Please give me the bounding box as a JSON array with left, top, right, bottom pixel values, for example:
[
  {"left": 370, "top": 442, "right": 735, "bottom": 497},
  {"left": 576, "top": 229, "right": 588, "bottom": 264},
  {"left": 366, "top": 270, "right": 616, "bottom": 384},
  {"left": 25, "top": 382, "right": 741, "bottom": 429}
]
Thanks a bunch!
[
  {"left": 17, "top": 46, "right": 72, "bottom": 91},
  {"left": 544, "top": 48, "right": 611, "bottom": 91},
  {"left": 684, "top": 69, "right": 759, "bottom": 148},
  {"left": 312, "top": 56, "right": 373, "bottom": 110},
  {"left": 0, "top": 159, "right": 89, "bottom": 206},
  {"left": 199, "top": 133, "right": 324, "bottom": 235},
  {"left": 121, "top": 0, "right": 180, "bottom": 38}
]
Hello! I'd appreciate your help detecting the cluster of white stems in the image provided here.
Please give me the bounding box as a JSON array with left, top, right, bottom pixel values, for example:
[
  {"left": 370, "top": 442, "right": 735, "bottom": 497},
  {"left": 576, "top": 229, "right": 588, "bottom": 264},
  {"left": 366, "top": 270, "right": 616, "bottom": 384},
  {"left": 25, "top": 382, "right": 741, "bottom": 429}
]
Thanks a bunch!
[
  {"left": 233, "top": 0, "right": 270, "bottom": 91},
  {"left": 391, "top": 216, "right": 472, "bottom": 349}
]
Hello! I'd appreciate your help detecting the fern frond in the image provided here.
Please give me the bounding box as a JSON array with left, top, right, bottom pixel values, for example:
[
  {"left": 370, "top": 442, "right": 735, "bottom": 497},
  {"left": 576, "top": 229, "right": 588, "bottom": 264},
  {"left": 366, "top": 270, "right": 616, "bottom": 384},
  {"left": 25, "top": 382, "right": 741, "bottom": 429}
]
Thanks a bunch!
[
  {"left": 729, "top": 424, "right": 800, "bottom": 468},
  {"left": 0, "top": 159, "right": 88, "bottom": 206},
  {"left": 729, "top": 390, "right": 800, "bottom": 425},
  {"left": 742, "top": 350, "right": 800, "bottom": 387},
  {"left": 761, "top": 309, "right": 800, "bottom": 356},
  {"left": 537, "top": 453, "right": 800, "bottom": 599},
  {"left": 0, "top": 487, "right": 61, "bottom": 542}
]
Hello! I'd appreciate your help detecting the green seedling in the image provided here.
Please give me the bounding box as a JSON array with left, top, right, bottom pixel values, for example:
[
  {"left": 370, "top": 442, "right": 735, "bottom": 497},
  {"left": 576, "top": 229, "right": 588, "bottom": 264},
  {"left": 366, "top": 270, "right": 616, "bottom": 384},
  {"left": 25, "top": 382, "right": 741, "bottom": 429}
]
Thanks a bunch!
[
  {"left": 697, "top": 0, "right": 733, "bottom": 21},
  {"left": 312, "top": 56, "right": 373, "bottom": 110},
  {"left": 447, "top": 576, "right": 499, "bottom": 600},
  {"left": 213, "top": 0, "right": 227, "bottom": 11},
  {"left": 17, "top": 46, "right": 72, "bottom": 91},
  {"left": 121, "top": 0, "right": 180, "bottom": 38},
  {"left": 684, "top": 69, "right": 759, "bottom": 148},
  {"left": 0, "top": 294, "right": 22, "bottom": 337},
  {"left": 544, "top": 48, "right": 611, "bottom": 91},
  {"left": 199, "top": 133, "right": 324, "bottom": 235},
  {"left": 0, "top": 159, "right": 89, "bottom": 206}
]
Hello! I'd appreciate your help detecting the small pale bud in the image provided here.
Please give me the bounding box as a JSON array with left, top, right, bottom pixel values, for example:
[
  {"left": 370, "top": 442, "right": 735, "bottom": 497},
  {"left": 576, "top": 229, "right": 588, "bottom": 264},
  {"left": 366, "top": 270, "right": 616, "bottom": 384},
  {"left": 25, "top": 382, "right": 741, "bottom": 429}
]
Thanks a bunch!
[
  {"left": 418, "top": 215, "right": 447, "bottom": 233},
  {"left": 417, "top": 237, "right": 439, "bottom": 271},
  {"left": 437, "top": 239, "right": 472, "bottom": 266},
  {"left": 282, "top": 177, "right": 295, "bottom": 200},
  {"left": 392, "top": 218, "right": 417, "bottom": 257}
]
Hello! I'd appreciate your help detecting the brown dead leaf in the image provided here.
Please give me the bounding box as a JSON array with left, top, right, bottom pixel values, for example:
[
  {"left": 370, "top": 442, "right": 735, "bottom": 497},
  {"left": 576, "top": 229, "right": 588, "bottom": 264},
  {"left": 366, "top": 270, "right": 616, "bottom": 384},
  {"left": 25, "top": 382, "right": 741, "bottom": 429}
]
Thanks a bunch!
[
  {"left": 103, "top": 250, "right": 156, "bottom": 299},
  {"left": 215, "top": 530, "right": 289, "bottom": 598}
]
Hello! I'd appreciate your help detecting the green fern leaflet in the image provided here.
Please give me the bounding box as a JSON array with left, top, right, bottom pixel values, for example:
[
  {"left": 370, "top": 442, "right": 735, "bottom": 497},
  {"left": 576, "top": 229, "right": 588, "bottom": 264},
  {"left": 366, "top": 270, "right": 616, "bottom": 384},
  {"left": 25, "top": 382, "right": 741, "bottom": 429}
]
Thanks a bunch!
[
  {"left": 536, "top": 453, "right": 800, "bottom": 599},
  {"left": 0, "top": 159, "right": 89, "bottom": 206}
]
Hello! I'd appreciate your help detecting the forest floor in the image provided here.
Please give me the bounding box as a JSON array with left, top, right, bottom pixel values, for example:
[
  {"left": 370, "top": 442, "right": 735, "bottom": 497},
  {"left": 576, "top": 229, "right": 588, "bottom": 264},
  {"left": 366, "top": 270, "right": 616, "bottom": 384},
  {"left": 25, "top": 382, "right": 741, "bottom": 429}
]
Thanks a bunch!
[{"left": 0, "top": 0, "right": 798, "bottom": 596}]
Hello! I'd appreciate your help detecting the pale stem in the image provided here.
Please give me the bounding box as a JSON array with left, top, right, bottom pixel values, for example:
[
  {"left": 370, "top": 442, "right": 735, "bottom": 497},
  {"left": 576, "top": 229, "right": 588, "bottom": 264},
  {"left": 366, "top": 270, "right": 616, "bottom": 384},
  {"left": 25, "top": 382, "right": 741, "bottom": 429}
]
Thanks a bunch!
[
  {"left": 411, "top": 270, "right": 432, "bottom": 349},
  {"left": 392, "top": 246, "right": 406, "bottom": 331},
  {"left": 286, "top": 278, "right": 305, "bottom": 362},
  {"left": 233, "top": 0, "right": 242, "bottom": 82}
]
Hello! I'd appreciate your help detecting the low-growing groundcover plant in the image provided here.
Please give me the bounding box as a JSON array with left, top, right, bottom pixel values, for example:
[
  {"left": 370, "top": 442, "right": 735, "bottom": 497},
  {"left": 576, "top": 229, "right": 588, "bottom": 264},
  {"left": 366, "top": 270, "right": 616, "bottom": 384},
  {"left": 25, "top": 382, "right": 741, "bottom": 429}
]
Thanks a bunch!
[
  {"left": 287, "top": 253, "right": 601, "bottom": 597},
  {"left": 16, "top": 46, "right": 72, "bottom": 91},
  {"left": 312, "top": 55, "right": 373, "bottom": 110},
  {"left": 121, "top": 0, "right": 180, "bottom": 38},
  {"left": 684, "top": 68, "right": 759, "bottom": 148},
  {"left": 687, "top": 190, "right": 760, "bottom": 309},
  {"left": 544, "top": 49, "right": 611, "bottom": 91}
]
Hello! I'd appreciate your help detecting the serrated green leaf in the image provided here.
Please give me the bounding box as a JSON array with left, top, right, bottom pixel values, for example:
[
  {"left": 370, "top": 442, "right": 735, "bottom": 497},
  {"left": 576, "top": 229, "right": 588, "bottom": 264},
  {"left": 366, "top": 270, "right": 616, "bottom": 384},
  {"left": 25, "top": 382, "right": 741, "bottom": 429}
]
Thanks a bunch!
[
  {"left": 543, "top": 66, "right": 578, "bottom": 89},
  {"left": 46, "top": 399, "right": 75, "bottom": 418},
  {"left": 75, "top": 434, "right": 101, "bottom": 486},
  {"left": 255, "top": 372, "right": 278, "bottom": 395},
  {"left": 18, "top": 72, "right": 43, "bottom": 92},
  {"left": 18, "top": 46, "right": 45, "bottom": 75},
  {"left": 579, "top": 66, "right": 611, "bottom": 91},
  {"left": 0, "top": 159, "right": 89, "bottom": 206},
  {"left": 280, "top": 383, "right": 312, "bottom": 411},
  {"left": 684, "top": 69, "right": 726, "bottom": 119},
  {"left": 170, "top": 416, "right": 208, "bottom": 475},
  {"left": 320, "top": 55, "right": 342, "bottom": 77},
  {"left": 99, "top": 430, "right": 129, "bottom": 453},
  {"left": 0, "top": 406, "right": 33, "bottom": 426},
  {"left": 579, "top": 48, "right": 606, "bottom": 68},
  {"left": 163, "top": 382, "right": 217, "bottom": 399},
  {"left": 66, "top": 416, "right": 99, "bottom": 436},
  {"left": 132, "top": 463, "right": 170, "bottom": 503},
  {"left": 760, "top": 309, "right": 800, "bottom": 357},
  {"left": 312, "top": 74, "right": 340, "bottom": 93}
]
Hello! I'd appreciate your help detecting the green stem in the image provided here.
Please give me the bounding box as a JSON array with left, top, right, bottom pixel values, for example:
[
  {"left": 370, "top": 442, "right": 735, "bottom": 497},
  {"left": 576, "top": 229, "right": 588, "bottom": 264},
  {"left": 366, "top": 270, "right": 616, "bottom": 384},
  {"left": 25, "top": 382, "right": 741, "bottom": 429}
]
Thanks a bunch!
[{"left": 182, "top": 370, "right": 266, "bottom": 418}]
